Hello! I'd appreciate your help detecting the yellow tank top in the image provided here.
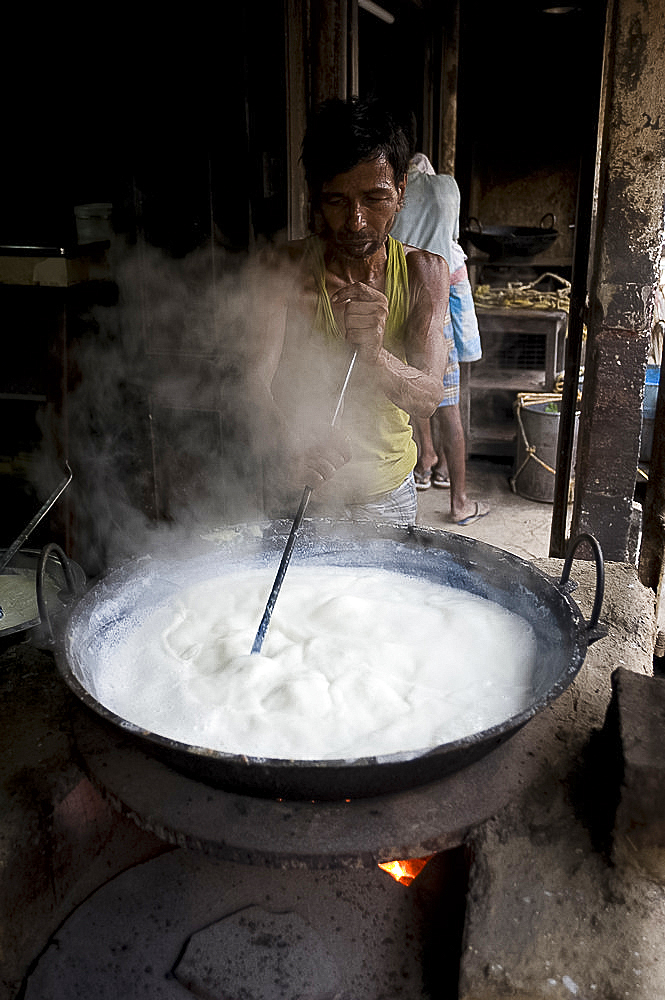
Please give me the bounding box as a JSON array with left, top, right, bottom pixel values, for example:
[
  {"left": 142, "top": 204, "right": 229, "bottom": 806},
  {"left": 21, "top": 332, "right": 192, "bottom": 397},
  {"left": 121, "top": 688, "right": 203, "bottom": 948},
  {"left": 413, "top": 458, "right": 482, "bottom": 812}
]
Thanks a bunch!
[{"left": 309, "top": 235, "right": 417, "bottom": 499}]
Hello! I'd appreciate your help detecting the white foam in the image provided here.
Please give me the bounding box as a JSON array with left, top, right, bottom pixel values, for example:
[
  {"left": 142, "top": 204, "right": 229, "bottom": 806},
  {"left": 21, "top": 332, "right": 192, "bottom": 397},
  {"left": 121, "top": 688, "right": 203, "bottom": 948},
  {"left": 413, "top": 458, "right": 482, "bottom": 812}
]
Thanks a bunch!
[{"left": 93, "top": 565, "right": 537, "bottom": 760}]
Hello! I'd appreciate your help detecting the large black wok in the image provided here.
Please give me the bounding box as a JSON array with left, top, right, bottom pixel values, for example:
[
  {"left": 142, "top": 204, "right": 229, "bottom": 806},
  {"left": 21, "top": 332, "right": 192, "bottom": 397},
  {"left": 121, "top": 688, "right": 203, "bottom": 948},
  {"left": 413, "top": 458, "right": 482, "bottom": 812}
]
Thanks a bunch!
[
  {"left": 55, "top": 520, "right": 604, "bottom": 801},
  {"left": 462, "top": 213, "right": 558, "bottom": 258}
]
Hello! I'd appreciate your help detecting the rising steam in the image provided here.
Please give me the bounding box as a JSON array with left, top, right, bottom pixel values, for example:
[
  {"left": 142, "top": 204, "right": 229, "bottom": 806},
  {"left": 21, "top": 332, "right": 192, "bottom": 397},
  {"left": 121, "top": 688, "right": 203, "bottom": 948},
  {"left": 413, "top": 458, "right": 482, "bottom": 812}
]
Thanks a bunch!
[{"left": 35, "top": 238, "right": 351, "bottom": 576}]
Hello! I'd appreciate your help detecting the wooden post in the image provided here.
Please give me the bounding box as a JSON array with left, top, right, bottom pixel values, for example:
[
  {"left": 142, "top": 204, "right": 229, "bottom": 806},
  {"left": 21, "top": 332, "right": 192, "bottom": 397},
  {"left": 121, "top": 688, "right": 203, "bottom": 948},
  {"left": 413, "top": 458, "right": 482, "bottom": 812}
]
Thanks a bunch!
[
  {"left": 285, "top": 0, "right": 309, "bottom": 239},
  {"left": 549, "top": 3, "right": 606, "bottom": 558},
  {"left": 285, "top": 0, "right": 355, "bottom": 240},
  {"left": 568, "top": 0, "right": 665, "bottom": 562},
  {"left": 311, "top": 0, "right": 349, "bottom": 107},
  {"left": 571, "top": 326, "right": 650, "bottom": 561},
  {"left": 437, "top": 0, "right": 459, "bottom": 176}
]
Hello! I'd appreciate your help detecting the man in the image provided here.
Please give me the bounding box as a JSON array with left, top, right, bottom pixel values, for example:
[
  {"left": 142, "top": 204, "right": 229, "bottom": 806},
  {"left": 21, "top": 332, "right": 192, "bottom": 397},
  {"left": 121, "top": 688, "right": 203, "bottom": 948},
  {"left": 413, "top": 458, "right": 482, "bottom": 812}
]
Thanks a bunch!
[
  {"left": 391, "top": 152, "right": 490, "bottom": 526},
  {"left": 250, "top": 98, "right": 449, "bottom": 524}
]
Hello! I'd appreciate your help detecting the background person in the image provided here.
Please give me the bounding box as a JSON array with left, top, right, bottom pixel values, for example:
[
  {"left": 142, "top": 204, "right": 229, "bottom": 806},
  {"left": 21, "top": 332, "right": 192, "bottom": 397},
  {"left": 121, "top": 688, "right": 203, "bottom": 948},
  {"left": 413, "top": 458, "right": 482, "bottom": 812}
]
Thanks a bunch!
[{"left": 391, "top": 153, "right": 489, "bottom": 525}]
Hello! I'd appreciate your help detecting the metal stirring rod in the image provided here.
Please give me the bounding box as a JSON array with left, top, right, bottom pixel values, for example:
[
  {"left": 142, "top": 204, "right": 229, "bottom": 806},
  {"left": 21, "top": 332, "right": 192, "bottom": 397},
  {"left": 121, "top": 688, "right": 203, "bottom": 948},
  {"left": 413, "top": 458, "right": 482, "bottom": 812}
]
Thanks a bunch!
[
  {"left": 0, "top": 462, "right": 72, "bottom": 574},
  {"left": 251, "top": 351, "right": 357, "bottom": 655}
]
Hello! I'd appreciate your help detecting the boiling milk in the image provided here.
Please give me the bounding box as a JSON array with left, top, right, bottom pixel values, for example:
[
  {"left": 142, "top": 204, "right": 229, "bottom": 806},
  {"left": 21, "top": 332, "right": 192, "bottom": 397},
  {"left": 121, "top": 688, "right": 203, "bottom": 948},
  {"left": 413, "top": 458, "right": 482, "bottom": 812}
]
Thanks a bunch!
[{"left": 94, "top": 565, "right": 537, "bottom": 760}]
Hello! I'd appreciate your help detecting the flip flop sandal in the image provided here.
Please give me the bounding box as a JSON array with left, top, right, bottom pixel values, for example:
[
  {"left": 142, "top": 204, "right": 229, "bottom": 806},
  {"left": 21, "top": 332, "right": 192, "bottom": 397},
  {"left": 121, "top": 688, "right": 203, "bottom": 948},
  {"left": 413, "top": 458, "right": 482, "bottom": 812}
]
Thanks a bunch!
[
  {"left": 432, "top": 473, "right": 451, "bottom": 489},
  {"left": 414, "top": 470, "right": 432, "bottom": 490},
  {"left": 454, "top": 501, "right": 490, "bottom": 526}
]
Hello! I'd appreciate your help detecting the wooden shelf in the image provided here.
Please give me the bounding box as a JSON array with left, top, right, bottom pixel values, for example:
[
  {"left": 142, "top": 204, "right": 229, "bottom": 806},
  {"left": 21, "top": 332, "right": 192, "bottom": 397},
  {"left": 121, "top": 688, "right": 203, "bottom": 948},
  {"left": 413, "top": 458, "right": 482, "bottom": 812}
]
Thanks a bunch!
[
  {"left": 468, "top": 423, "right": 517, "bottom": 459},
  {"left": 469, "top": 423, "right": 516, "bottom": 442},
  {"left": 469, "top": 308, "right": 567, "bottom": 454},
  {"left": 0, "top": 392, "right": 48, "bottom": 402}
]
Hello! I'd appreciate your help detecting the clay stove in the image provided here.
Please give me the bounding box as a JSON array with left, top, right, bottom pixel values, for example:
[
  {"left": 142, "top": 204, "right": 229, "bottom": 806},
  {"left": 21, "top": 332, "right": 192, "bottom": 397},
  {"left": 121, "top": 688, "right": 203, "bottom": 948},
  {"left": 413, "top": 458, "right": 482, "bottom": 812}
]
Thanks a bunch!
[{"left": 22, "top": 702, "right": 542, "bottom": 1000}]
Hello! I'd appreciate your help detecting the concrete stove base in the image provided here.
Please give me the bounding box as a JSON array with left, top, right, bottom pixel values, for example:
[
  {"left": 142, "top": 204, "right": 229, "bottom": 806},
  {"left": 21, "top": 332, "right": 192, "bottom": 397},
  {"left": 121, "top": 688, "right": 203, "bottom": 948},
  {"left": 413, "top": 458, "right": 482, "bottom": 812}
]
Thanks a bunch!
[
  {"left": 458, "top": 558, "right": 664, "bottom": 999},
  {"left": 23, "top": 847, "right": 463, "bottom": 1000},
  {"left": 72, "top": 700, "right": 544, "bottom": 868},
  {"left": 9, "top": 558, "right": 657, "bottom": 1000}
]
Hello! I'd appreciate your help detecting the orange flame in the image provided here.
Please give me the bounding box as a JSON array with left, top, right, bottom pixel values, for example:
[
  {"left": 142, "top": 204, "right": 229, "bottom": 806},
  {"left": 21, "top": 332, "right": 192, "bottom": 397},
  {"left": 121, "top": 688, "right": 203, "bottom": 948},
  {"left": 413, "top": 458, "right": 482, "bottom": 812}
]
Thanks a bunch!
[{"left": 377, "top": 856, "right": 432, "bottom": 885}]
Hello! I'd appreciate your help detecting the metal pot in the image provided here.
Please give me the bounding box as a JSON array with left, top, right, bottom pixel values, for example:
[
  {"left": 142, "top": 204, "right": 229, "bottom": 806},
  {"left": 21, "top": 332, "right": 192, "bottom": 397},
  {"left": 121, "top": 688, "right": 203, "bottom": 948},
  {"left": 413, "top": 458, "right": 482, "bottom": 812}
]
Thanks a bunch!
[
  {"left": 462, "top": 213, "right": 558, "bottom": 258},
  {"left": 0, "top": 544, "right": 85, "bottom": 643},
  {"left": 54, "top": 520, "right": 604, "bottom": 801}
]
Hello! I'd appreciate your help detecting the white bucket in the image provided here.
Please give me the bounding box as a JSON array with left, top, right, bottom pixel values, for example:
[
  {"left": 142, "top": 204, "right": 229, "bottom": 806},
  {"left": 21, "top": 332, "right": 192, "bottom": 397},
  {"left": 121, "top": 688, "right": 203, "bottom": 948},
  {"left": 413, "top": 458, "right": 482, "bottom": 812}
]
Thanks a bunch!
[{"left": 74, "top": 203, "right": 113, "bottom": 244}]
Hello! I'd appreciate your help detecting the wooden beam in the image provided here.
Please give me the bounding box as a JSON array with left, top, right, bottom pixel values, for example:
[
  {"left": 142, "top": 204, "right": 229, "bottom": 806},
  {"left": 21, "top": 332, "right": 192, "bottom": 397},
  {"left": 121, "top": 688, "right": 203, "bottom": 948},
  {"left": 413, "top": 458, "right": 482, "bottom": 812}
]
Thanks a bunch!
[
  {"left": 549, "top": 4, "right": 607, "bottom": 557},
  {"left": 285, "top": 0, "right": 356, "bottom": 239},
  {"left": 437, "top": 0, "right": 459, "bottom": 175},
  {"left": 311, "top": 0, "right": 349, "bottom": 106},
  {"left": 569, "top": 0, "right": 665, "bottom": 563},
  {"left": 571, "top": 325, "right": 650, "bottom": 561},
  {"left": 285, "top": 0, "right": 309, "bottom": 239}
]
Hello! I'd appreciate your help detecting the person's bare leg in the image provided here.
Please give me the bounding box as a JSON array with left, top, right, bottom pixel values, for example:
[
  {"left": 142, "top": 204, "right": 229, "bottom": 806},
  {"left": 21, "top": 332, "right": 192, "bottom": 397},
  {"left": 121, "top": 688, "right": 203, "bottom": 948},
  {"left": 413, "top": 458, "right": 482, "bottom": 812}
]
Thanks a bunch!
[
  {"left": 430, "top": 410, "right": 449, "bottom": 483},
  {"left": 434, "top": 405, "right": 489, "bottom": 523},
  {"left": 412, "top": 416, "right": 438, "bottom": 476}
]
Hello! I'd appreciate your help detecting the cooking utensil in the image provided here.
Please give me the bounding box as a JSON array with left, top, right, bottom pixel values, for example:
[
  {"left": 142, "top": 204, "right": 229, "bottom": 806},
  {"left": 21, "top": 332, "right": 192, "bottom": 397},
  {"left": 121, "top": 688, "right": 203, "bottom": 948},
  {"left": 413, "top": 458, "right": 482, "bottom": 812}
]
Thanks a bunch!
[
  {"left": 0, "top": 545, "right": 85, "bottom": 639},
  {"left": 251, "top": 351, "right": 357, "bottom": 654},
  {"left": 36, "top": 542, "right": 86, "bottom": 641},
  {"left": 461, "top": 213, "right": 558, "bottom": 258},
  {"left": 0, "top": 462, "right": 72, "bottom": 575},
  {"left": 55, "top": 521, "right": 605, "bottom": 801}
]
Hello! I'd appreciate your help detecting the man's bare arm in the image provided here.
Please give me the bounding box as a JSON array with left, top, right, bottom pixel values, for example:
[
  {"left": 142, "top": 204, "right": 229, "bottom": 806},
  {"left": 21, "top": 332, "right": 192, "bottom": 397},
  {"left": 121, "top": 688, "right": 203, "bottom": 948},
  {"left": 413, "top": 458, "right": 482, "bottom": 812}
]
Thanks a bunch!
[{"left": 243, "top": 248, "right": 352, "bottom": 488}]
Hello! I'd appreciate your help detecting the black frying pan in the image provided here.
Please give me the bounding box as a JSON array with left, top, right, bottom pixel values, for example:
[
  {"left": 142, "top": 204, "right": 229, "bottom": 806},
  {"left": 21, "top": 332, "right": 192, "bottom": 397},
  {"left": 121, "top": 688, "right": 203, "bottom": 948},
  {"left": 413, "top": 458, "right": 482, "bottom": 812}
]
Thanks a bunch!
[{"left": 462, "top": 213, "right": 558, "bottom": 258}]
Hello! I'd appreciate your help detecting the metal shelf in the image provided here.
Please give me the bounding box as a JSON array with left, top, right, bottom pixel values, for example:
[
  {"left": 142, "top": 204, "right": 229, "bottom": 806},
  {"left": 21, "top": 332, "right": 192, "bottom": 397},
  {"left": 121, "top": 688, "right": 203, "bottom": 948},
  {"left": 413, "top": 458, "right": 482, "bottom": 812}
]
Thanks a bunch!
[
  {"left": 470, "top": 368, "right": 549, "bottom": 392},
  {"left": 466, "top": 254, "right": 573, "bottom": 268},
  {"left": 469, "top": 307, "right": 567, "bottom": 456}
]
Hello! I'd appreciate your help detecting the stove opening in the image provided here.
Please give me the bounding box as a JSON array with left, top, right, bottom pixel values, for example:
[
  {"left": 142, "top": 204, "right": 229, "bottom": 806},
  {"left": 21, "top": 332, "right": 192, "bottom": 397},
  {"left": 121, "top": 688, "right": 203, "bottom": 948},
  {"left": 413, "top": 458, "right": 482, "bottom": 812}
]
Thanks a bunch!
[
  {"left": 378, "top": 855, "right": 433, "bottom": 885},
  {"left": 380, "top": 846, "right": 472, "bottom": 998}
]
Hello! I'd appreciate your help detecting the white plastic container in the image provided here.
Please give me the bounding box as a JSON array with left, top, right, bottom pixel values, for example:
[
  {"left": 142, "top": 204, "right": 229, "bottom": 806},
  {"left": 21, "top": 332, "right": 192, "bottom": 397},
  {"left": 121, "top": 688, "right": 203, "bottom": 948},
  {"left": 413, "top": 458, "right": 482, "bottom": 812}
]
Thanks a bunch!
[{"left": 74, "top": 203, "right": 113, "bottom": 244}]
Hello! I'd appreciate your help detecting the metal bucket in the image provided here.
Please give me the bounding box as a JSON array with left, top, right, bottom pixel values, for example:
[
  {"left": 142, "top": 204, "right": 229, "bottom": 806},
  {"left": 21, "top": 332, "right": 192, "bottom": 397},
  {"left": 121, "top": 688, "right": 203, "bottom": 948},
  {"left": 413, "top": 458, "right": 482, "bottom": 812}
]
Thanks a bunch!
[
  {"left": 641, "top": 363, "right": 660, "bottom": 462},
  {"left": 0, "top": 544, "right": 85, "bottom": 644},
  {"left": 512, "top": 394, "right": 579, "bottom": 503}
]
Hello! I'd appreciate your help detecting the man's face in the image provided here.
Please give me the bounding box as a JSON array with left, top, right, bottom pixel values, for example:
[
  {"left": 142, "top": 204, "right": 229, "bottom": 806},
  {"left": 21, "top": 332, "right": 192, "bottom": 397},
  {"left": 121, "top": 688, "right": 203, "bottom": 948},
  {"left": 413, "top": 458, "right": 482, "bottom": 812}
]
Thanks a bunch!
[{"left": 317, "top": 155, "right": 406, "bottom": 260}]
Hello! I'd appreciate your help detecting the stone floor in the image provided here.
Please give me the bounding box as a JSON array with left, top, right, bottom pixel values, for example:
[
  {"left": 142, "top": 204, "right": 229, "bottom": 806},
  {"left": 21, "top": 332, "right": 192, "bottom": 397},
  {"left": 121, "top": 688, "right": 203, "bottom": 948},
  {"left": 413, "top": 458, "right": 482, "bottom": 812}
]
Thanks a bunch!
[
  {"left": 415, "top": 455, "right": 557, "bottom": 561},
  {"left": 457, "top": 560, "right": 662, "bottom": 1000}
]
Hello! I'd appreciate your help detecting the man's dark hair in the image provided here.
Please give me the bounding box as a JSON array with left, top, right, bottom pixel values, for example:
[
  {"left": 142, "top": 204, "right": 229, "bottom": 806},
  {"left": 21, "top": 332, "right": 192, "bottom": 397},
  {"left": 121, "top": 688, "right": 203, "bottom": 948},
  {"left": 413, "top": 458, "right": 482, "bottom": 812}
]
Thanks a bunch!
[{"left": 301, "top": 97, "right": 413, "bottom": 204}]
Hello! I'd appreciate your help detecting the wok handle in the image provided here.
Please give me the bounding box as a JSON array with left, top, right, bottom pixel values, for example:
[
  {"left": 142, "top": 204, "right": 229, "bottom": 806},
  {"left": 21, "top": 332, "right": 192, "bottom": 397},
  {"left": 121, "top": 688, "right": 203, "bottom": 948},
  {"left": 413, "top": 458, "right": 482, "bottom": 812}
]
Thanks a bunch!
[
  {"left": 539, "top": 212, "right": 556, "bottom": 231},
  {"left": 36, "top": 542, "right": 81, "bottom": 642},
  {"left": 467, "top": 216, "right": 482, "bottom": 233},
  {"left": 558, "top": 532, "right": 605, "bottom": 634}
]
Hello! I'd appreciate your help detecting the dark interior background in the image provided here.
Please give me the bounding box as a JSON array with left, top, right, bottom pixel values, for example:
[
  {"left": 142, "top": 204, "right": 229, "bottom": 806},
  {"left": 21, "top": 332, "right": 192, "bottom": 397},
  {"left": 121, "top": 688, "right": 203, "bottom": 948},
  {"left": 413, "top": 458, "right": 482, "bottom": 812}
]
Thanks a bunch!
[
  {"left": 3, "top": 1, "right": 603, "bottom": 254},
  {"left": 2, "top": 6, "right": 286, "bottom": 255},
  {"left": 0, "top": 0, "right": 606, "bottom": 572}
]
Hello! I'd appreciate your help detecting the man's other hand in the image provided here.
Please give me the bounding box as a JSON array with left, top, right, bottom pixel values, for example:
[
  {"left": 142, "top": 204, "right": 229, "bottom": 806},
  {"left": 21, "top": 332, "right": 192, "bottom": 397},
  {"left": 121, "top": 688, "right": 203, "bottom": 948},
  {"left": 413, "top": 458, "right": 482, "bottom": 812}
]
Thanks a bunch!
[{"left": 302, "top": 426, "right": 352, "bottom": 488}]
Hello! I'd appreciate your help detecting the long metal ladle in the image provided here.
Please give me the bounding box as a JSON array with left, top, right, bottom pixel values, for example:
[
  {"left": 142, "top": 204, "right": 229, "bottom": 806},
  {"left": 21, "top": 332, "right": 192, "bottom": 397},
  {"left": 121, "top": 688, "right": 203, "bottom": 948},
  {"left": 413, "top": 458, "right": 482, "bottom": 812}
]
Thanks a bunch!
[
  {"left": 0, "top": 462, "right": 73, "bottom": 574},
  {"left": 251, "top": 351, "right": 357, "bottom": 654}
]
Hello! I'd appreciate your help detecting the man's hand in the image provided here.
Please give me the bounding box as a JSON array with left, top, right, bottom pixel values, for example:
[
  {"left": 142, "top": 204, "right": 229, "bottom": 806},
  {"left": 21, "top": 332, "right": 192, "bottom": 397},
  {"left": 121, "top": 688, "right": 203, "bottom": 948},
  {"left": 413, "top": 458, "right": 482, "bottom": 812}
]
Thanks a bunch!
[
  {"left": 302, "top": 426, "right": 352, "bottom": 488},
  {"left": 330, "top": 282, "right": 388, "bottom": 364}
]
